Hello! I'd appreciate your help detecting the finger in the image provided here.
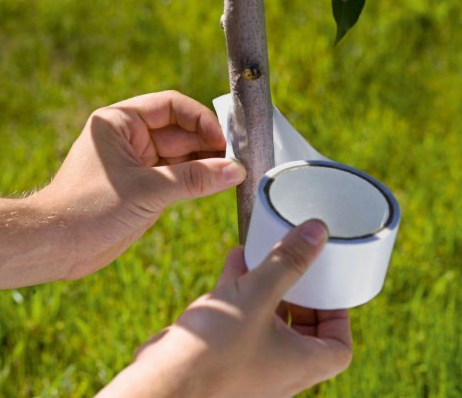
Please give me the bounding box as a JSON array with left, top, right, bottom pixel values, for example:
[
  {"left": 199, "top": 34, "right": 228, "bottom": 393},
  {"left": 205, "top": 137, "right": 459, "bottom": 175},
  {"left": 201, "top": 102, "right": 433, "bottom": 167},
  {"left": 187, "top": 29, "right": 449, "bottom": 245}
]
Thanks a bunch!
[
  {"left": 285, "top": 313, "right": 352, "bottom": 383},
  {"left": 276, "top": 301, "right": 290, "bottom": 322},
  {"left": 303, "top": 310, "right": 353, "bottom": 376},
  {"left": 150, "top": 125, "right": 224, "bottom": 158},
  {"left": 156, "top": 151, "right": 225, "bottom": 166},
  {"left": 149, "top": 158, "right": 246, "bottom": 205},
  {"left": 110, "top": 91, "right": 226, "bottom": 150},
  {"left": 195, "top": 151, "right": 225, "bottom": 160},
  {"left": 286, "top": 303, "right": 317, "bottom": 326},
  {"left": 292, "top": 323, "right": 316, "bottom": 336},
  {"left": 277, "top": 302, "right": 318, "bottom": 327},
  {"left": 276, "top": 314, "right": 352, "bottom": 383},
  {"left": 246, "top": 219, "right": 328, "bottom": 309},
  {"left": 316, "top": 309, "right": 352, "bottom": 350},
  {"left": 216, "top": 246, "right": 247, "bottom": 288},
  {"left": 158, "top": 155, "right": 192, "bottom": 166}
]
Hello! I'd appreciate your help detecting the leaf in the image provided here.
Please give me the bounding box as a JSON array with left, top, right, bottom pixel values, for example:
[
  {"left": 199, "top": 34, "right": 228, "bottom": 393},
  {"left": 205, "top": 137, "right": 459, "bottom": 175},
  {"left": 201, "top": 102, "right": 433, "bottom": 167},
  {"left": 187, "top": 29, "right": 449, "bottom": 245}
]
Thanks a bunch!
[{"left": 332, "top": 0, "right": 366, "bottom": 45}]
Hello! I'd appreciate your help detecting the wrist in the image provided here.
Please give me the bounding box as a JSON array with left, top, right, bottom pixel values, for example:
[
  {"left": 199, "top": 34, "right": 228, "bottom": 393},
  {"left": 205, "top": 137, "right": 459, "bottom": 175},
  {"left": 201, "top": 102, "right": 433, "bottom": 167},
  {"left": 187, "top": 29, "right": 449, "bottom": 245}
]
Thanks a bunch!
[
  {"left": 135, "top": 330, "right": 212, "bottom": 398},
  {"left": 98, "top": 329, "right": 216, "bottom": 398}
]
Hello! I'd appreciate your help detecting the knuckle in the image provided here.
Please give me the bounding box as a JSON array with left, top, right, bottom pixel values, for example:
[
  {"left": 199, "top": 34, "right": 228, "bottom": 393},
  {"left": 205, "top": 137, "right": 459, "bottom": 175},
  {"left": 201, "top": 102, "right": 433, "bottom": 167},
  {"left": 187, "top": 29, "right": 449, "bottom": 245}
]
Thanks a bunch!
[
  {"left": 90, "top": 106, "right": 107, "bottom": 118},
  {"left": 164, "top": 89, "right": 182, "bottom": 98},
  {"left": 90, "top": 107, "right": 139, "bottom": 141},
  {"left": 87, "top": 108, "right": 109, "bottom": 131},
  {"left": 324, "top": 346, "right": 353, "bottom": 377},
  {"left": 299, "top": 346, "right": 352, "bottom": 385},
  {"left": 89, "top": 107, "right": 124, "bottom": 129},
  {"left": 90, "top": 106, "right": 117, "bottom": 121},
  {"left": 86, "top": 108, "right": 111, "bottom": 136},
  {"left": 271, "top": 244, "right": 308, "bottom": 275},
  {"left": 336, "top": 347, "right": 353, "bottom": 370}
]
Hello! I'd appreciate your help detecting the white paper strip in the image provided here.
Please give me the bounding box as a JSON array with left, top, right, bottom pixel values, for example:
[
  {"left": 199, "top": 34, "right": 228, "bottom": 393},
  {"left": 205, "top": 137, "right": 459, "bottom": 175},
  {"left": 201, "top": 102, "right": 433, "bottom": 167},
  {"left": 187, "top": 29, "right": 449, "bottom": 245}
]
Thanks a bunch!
[{"left": 213, "top": 94, "right": 401, "bottom": 309}]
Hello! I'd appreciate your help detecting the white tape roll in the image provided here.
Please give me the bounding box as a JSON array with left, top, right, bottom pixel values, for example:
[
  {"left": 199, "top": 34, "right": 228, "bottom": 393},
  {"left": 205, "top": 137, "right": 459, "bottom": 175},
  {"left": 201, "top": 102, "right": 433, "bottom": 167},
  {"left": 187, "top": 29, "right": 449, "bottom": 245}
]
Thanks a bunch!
[
  {"left": 245, "top": 160, "right": 400, "bottom": 309},
  {"left": 213, "top": 95, "right": 401, "bottom": 309}
]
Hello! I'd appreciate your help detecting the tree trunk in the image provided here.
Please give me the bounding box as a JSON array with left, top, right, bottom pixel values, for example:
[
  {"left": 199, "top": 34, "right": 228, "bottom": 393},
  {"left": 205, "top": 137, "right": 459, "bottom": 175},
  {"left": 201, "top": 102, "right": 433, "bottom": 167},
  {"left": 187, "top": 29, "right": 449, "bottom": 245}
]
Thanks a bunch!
[{"left": 222, "top": 0, "right": 275, "bottom": 244}]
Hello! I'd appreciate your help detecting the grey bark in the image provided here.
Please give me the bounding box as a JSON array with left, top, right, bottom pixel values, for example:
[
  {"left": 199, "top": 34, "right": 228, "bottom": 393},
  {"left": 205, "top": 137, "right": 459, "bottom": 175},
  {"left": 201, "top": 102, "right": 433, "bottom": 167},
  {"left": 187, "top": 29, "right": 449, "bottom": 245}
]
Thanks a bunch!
[{"left": 222, "top": 0, "right": 275, "bottom": 243}]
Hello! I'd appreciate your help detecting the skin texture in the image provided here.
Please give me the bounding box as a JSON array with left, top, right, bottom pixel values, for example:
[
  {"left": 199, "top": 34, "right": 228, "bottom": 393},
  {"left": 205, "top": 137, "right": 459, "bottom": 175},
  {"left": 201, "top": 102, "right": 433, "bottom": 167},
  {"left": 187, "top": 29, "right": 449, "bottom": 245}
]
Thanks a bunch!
[
  {"left": 0, "top": 91, "right": 246, "bottom": 288},
  {"left": 96, "top": 220, "right": 352, "bottom": 398},
  {"left": 0, "top": 91, "right": 352, "bottom": 396}
]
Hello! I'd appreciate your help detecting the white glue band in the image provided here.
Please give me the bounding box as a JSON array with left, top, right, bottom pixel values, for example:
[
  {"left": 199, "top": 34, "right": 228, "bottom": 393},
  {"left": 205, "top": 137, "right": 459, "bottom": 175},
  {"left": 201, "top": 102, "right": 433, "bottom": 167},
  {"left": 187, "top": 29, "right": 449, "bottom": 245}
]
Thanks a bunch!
[{"left": 213, "top": 94, "right": 401, "bottom": 310}]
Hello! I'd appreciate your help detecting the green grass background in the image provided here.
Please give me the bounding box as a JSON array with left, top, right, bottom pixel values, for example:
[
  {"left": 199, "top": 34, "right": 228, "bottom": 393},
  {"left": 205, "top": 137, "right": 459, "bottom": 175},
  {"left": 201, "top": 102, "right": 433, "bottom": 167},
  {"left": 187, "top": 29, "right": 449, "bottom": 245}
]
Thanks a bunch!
[{"left": 1, "top": 0, "right": 461, "bottom": 396}]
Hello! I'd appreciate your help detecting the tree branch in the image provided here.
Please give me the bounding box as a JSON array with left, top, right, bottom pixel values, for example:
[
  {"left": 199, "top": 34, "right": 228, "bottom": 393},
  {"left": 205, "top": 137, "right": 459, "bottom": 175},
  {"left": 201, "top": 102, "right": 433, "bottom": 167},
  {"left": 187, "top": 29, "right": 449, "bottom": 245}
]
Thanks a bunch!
[{"left": 222, "top": 0, "right": 275, "bottom": 243}]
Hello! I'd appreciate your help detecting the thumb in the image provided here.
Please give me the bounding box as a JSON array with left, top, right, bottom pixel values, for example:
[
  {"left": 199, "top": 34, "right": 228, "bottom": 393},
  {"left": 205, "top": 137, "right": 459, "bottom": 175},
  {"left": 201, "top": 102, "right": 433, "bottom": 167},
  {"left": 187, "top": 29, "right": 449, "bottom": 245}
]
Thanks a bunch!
[
  {"left": 247, "top": 219, "right": 328, "bottom": 309},
  {"left": 151, "top": 158, "right": 246, "bottom": 205}
]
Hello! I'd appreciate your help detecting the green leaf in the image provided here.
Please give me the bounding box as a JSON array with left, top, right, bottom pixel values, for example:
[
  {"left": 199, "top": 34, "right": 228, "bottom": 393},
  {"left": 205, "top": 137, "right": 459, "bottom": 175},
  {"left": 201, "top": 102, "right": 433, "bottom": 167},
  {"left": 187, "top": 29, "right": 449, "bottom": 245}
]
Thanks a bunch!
[{"left": 332, "top": 0, "right": 366, "bottom": 45}]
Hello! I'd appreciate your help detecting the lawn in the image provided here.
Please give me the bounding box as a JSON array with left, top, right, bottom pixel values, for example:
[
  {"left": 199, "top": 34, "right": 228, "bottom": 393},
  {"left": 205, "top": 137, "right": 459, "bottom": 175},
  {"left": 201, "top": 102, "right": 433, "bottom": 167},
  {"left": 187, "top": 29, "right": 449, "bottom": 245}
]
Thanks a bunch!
[{"left": 1, "top": 0, "right": 462, "bottom": 397}]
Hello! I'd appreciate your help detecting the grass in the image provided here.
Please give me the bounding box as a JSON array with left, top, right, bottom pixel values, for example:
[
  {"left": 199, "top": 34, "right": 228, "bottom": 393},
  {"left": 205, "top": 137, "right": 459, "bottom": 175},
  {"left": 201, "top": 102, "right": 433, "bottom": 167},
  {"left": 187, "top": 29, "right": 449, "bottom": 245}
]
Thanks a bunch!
[{"left": 1, "top": 0, "right": 462, "bottom": 396}]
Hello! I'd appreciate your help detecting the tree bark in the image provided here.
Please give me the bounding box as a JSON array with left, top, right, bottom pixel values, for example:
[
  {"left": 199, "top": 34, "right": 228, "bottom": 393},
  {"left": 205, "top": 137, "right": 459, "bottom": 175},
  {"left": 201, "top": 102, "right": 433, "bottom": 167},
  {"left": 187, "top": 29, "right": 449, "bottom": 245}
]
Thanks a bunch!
[{"left": 222, "top": 0, "right": 275, "bottom": 244}]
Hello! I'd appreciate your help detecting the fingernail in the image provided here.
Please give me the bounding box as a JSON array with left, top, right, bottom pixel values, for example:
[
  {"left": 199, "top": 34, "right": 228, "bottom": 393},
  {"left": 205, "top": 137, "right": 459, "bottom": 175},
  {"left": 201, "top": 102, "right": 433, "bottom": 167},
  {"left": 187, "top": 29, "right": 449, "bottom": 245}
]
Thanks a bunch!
[
  {"left": 222, "top": 160, "right": 247, "bottom": 184},
  {"left": 299, "top": 220, "right": 328, "bottom": 246}
]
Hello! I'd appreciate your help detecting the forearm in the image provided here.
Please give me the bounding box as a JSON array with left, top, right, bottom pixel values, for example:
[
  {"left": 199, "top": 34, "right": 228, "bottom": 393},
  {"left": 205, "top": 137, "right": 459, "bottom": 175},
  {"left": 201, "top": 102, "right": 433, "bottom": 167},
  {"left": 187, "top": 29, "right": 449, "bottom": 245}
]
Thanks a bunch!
[
  {"left": 0, "top": 194, "right": 77, "bottom": 289},
  {"left": 96, "top": 362, "right": 184, "bottom": 398},
  {"left": 96, "top": 329, "right": 212, "bottom": 398}
]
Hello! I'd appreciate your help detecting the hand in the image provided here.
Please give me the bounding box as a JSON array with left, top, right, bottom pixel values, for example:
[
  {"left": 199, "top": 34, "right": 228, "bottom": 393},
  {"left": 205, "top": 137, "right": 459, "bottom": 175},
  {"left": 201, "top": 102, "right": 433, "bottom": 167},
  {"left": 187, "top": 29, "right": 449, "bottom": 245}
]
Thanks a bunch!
[
  {"left": 32, "top": 91, "right": 246, "bottom": 280},
  {"left": 97, "top": 220, "right": 352, "bottom": 398}
]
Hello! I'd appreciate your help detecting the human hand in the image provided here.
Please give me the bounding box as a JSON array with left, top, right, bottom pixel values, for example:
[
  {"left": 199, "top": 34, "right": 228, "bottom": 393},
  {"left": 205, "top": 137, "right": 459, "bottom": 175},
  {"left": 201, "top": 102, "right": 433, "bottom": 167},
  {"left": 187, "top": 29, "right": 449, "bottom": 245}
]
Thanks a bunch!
[
  {"left": 33, "top": 91, "right": 246, "bottom": 280},
  {"left": 97, "top": 219, "right": 352, "bottom": 398}
]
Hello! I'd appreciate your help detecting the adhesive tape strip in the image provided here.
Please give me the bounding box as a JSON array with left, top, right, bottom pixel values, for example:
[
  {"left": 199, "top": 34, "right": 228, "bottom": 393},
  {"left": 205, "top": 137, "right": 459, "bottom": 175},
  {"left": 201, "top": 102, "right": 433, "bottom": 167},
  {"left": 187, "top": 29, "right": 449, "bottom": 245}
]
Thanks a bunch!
[{"left": 213, "top": 94, "right": 401, "bottom": 309}]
